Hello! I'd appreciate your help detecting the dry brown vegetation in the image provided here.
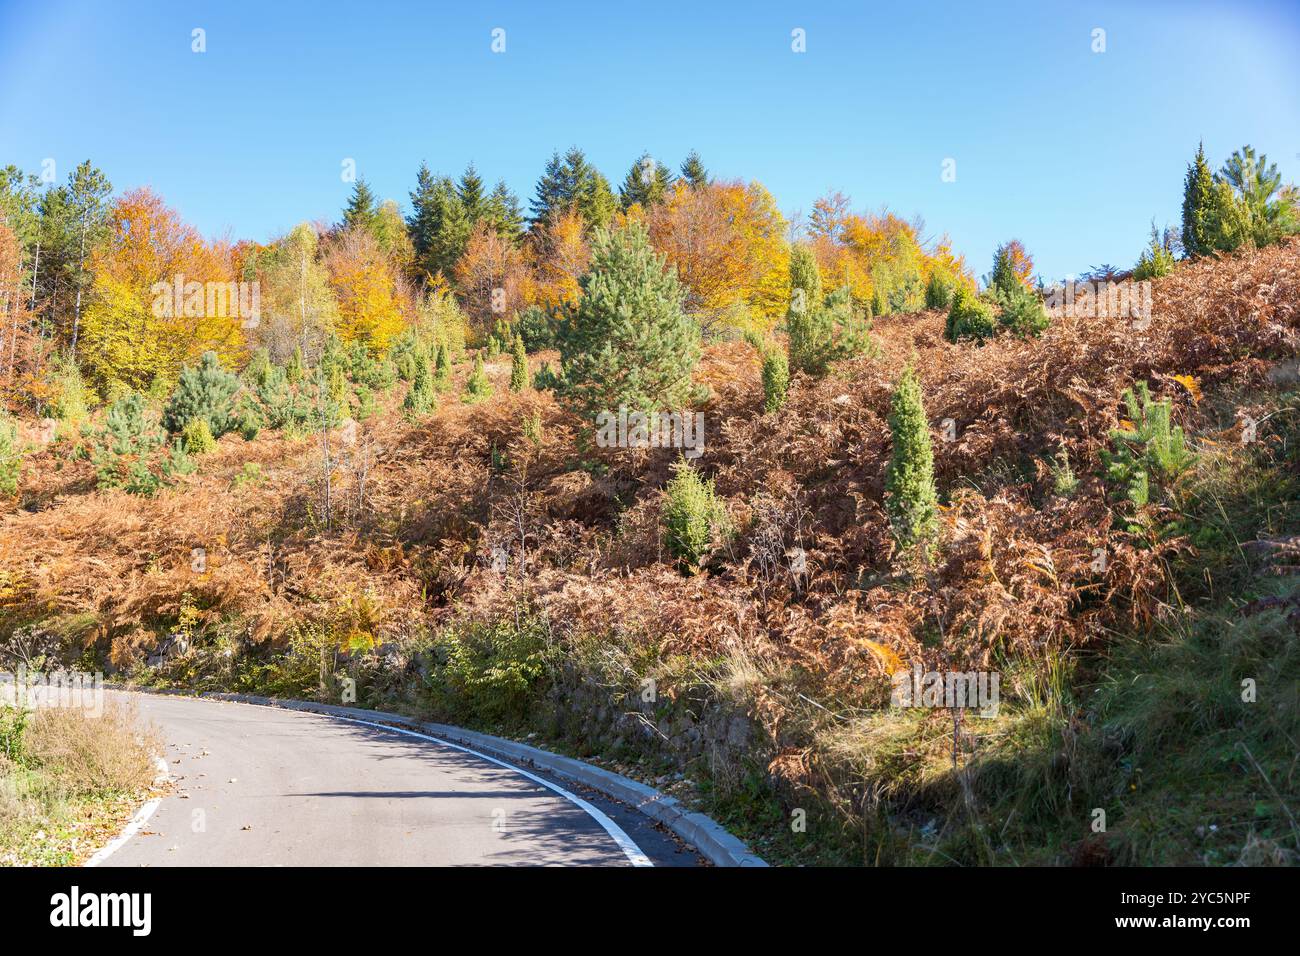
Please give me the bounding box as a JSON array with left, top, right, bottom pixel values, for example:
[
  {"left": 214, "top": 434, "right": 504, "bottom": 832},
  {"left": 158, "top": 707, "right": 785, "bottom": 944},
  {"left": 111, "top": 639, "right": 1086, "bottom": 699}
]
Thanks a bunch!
[
  {"left": 1, "top": 241, "right": 1298, "bottom": 863},
  {"left": 5, "top": 241, "right": 1297, "bottom": 669}
]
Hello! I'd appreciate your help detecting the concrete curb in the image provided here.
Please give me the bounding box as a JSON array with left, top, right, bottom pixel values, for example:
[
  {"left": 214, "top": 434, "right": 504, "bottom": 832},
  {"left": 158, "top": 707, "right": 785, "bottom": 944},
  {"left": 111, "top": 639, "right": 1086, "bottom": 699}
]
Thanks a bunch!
[{"left": 115, "top": 687, "right": 767, "bottom": 868}]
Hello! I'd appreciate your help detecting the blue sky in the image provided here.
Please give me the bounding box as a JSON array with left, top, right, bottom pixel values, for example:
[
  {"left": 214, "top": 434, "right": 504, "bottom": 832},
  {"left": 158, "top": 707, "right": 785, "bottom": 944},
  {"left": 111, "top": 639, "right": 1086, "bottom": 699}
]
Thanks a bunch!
[{"left": 2, "top": 0, "right": 1297, "bottom": 280}]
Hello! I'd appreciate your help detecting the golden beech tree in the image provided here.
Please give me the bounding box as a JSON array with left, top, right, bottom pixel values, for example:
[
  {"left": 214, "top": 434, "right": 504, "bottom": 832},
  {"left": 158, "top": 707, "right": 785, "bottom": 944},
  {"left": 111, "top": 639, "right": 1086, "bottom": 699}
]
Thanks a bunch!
[
  {"left": 453, "top": 222, "right": 527, "bottom": 332},
  {"left": 527, "top": 208, "right": 590, "bottom": 311},
  {"left": 80, "top": 188, "right": 244, "bottom": 393},
  {"left": 645, "top": 179, "right": 789, "bottom": 332},
  {"left": 324, "top": 225, "right": 405, "bottom": 353},
  {"left": 807, "top": 193, "right": 976, "bottom": 312}
]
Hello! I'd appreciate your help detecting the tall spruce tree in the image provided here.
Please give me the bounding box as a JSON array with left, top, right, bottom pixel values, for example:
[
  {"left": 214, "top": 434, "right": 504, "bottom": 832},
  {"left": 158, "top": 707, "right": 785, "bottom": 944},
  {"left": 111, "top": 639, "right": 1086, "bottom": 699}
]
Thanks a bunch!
[
  {"left": 618, "top": 153, "right": 674, "bottom": 211},
  {"left": 458, "top": 163, "right": 486, "bottom": 224},
  {"left": 484, "top": 180, "right": 525, "bottom": 242},
  {"left": 342, "top": 178, "right": 380, "bottom": 232},
  {"left": 1181, "top": 143, "right": 1216, "bottom": 258},
  {"left": 679, "top": 150, "right": 709, "bottom": 189},
  {"left": 407, "top": 164, "right": 469, "bottom": 279},
  {"left": 884, "top": 364, "right": 938, "bottom": 551},
  {"left": 530, "top": 147, "right": 615, "bottom": 228},
  {"left": 557, "top": 222, "right": 700, "bottom": 421}
]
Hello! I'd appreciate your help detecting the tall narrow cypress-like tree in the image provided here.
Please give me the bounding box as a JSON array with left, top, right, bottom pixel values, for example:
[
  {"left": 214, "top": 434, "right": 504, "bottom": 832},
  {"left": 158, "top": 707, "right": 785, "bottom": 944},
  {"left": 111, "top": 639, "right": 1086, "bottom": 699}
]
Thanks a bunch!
[
  {"left": 557, "top": 222, "right": 700, "bottom": 421},
  {"left": 510, "top": 334, "right": 528, "bottom": 392},
  {"left": 884, "top": 364, "right": 938, "bottom": 552},
  {"left": 1181, "top": 143, "right": 1216, "bottom": 258}
]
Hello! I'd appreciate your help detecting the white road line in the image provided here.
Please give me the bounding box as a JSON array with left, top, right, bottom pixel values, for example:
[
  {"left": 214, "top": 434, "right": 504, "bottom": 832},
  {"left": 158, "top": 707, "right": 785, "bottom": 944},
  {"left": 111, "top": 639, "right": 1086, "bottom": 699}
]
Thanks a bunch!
[
  {"left": 327, "top": 714, "right": 654, "bottom": 867},
  {"left": 84, "top": 755, "right": 170, "bottom": 868}
]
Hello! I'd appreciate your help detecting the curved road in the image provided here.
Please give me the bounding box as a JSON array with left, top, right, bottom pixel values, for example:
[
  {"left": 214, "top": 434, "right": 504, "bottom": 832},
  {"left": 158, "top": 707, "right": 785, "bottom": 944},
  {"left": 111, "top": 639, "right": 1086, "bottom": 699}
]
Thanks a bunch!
[{"left": 99, "top": 692, "right": 698, "bottom": 867}]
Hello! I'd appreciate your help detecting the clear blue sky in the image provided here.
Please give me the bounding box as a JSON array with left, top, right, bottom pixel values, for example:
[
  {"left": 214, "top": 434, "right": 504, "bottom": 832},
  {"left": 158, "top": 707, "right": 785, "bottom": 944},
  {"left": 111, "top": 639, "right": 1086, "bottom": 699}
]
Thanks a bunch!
[{"left": 2, "top": 0, "right": 1297, "bottom": 280}]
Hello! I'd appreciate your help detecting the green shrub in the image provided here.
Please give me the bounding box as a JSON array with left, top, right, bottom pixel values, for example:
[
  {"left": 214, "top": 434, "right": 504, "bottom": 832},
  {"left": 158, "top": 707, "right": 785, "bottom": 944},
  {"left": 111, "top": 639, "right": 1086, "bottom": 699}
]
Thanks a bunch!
[
  {"left": 285, "top": 346, "right": 305, "bottom": 384},
  {"left": 515, "top": 305, "right": 557, "bottom": 351},
  {"left": 1133, "top": 224, "right": 1176, "bottom": 280},
  {"left": 182, "top": 417, "right": 217, "bottom": 455},
  {"left": 944, "top": 285, "right": 997, "bottom": 343},
  {"left": 522, "top": 411, "right": 543, "bottom": 446},
  {"left": 232, "top": 462, "right": 265, "bottom": 489},
  {"left": 532, "top": 361, "right": 563, "bottom": 392},
  {"left": 662, "top": 459, "right": 732, "bottom": 572},
  {"left": 509, "top": 335, "right": 528, "bottom": 392},
  {"left": 1102, "top": 380, "right": 1194, "bottom": 511},
  {"left": 403, "top": 355, "right": 435, "bottom": 417},
  {"left": 884, "top": 365, "right": 938, "bottom": 552},
  {"left": 992, "top": 284, "right": 1050, "bottom": 337},
  {"left": 243, "top": 347, "right": 273, "bottom": 388},
  {"left": 93, "top": 392, "right": 170, "bottom": 495},
  {"left": 760, "top": 345, "right": 789, "bottom": 413},
  {"left": 162, "top": 351, "right": 240, "bottom": 437},
  {"left": 0, "top": 415, "right": 20, "bottom": 497},
  {"left": 924, "top": 271, "right": 957, "bottom": 310},
  {"left": 464, "top": 355, "right": 493, "bottom": 404},
  {"left": 788, "top": 285, "right": 875, "bottom": 378},
  {"left": 426, "top": 616, "right": 552, "bottom": 723},
  {"left": 433, "top": 343, "right": 452, "bottom": 391}
]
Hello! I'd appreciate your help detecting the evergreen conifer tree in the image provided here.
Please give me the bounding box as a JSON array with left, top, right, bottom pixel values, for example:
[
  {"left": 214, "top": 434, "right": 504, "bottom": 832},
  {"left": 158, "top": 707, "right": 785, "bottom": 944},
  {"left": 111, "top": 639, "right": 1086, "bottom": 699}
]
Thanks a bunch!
[
  {"left": 342, "top": 178, "right": 379, "bottom": 232},
  {"left": 679, "top": 150, "right": 709, "bottom": 189},
  {"left": 556, "top": 222, "right": 700, "bottom": 421},
  {"left": 1181, "top": 143, "right": 1216, "bottom": 258},
  {"left": 510, "top": 335, "right": 528, "bottom": 392},
  {"left": 884, "top": 364, "right": 938, "bottom": 551}
]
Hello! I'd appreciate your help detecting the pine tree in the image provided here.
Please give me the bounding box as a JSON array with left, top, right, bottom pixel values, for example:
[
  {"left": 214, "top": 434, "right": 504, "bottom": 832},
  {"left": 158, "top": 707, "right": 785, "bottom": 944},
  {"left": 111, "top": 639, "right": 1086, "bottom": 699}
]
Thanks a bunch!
[
  {"left": 1181, "top": 143, "right": 1216, "bottom": 258},
  {"left": 662, "top": 459, "right": 731, "bottom": 572},
  {"left": 510, "top": 335, "right": 528, "bottom": 392},
  {"left": 884, "top": 365, "right": 938, "bottom": 551},
  {"left": 342, "top": 178, "right": 379, "bottom": 232},
  {"left": 458, "top": 163, "right": 486, "bottom": 224},
  {"left": 556, "top": 222, "right": 700, "bottom": 421},
  {"left": 679, "top": 150, "right": 708, "bottom": 189},
  {"left": 618, "top": 152, "right": 674, "bottom": 210},
  {"left": 484, "top": 180, "right": 525, "bottom": 242},
  {"left": 163, "top": 351, "right": 241, "bottom": 436}
]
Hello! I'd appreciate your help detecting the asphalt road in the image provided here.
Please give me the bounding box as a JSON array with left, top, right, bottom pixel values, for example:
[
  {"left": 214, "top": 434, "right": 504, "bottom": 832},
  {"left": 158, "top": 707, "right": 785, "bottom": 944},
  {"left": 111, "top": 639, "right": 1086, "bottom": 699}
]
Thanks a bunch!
[{"left": 98, "top": 692, "right": 699, "bottom": 867}]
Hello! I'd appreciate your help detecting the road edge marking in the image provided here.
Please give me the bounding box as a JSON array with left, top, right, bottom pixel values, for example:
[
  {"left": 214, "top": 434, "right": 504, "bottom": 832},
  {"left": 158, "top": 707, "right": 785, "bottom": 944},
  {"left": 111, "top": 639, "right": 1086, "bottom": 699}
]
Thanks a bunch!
[
  {"left": 83, "top": 756, "right": 170, "bottom": 868},
  {"left": 328, "top": 714, "right": 653, "bottom": 867}
]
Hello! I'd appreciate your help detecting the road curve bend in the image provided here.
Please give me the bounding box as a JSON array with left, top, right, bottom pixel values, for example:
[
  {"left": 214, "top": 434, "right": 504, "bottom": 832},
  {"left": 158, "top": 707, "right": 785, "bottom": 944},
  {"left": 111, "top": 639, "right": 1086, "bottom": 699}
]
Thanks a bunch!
[{"left": 97, "top": 692, "right": 696, "bottom": 867}]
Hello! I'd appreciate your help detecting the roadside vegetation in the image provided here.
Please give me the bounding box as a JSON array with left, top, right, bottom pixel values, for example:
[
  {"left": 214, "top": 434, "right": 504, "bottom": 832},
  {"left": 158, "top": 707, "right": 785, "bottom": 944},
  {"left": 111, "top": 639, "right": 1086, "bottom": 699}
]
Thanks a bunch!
[
  {"left": 0, "top": 701, "right": 160, "bottom": 865},
  {"left": 1, "top": 143, "right": 1298, "bottom": 865}
]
